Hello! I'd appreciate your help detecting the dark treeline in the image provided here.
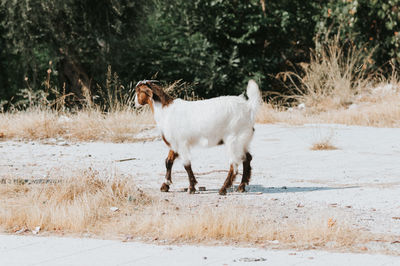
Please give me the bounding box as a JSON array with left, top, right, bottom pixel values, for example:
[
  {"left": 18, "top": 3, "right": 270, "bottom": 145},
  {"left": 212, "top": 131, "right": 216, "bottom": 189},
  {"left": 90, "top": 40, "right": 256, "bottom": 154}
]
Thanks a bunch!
[{"left": 0, "top": 0, "right": 399, "bottom": 105}]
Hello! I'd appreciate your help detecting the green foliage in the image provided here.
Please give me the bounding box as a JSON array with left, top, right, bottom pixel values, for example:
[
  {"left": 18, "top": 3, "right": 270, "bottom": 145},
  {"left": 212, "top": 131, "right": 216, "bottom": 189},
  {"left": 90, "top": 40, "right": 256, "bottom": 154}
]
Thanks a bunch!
[
  {"left": 0, "top": 0, "right": 399, "bottom": 104},
  {"left": 315, "top": 0, "right": 400, "bottom": 69},
  {"left": 132, "top": 0, "right": 322, "bottom": 96},
  {"left": 0, "top": 0, "right": 147, "bottom": 102}
]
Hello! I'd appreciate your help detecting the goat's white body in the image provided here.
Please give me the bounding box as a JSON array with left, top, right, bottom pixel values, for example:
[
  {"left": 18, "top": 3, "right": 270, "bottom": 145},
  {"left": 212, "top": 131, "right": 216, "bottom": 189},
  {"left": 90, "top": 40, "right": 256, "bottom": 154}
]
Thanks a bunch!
[{"left": 153, "top": 80, "right": 261, "bottom": 167}]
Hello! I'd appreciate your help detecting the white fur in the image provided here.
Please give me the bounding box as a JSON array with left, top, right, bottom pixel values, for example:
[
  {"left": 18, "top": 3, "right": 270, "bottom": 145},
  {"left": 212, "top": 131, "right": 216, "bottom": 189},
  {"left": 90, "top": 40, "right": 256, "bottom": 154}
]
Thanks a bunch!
[{"left": 151, "top": 80, "right": 261, "bottom": 171}]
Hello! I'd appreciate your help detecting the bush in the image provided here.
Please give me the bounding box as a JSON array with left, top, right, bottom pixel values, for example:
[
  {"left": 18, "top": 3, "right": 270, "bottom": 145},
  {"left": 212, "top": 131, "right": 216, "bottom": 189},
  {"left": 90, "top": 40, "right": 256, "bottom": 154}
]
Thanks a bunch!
[{"left": 0, "top": 0, "right": 399, "bottom": 103}]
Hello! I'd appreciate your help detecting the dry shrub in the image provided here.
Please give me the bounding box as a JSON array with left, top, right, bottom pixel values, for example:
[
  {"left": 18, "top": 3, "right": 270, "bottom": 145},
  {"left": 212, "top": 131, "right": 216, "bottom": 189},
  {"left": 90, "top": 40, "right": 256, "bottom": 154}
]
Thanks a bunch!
[
  {"left": 311, "top": 141, "right": 338, "bottom": 151},
  {"left": 111, "top": 206, "right": 377, "bottom": 251},
  {"left": 0, "top": 108, "right": 154, "bottom": 142},
  {"left": 256, "top": 103, "right": 308, "bottom": 125},
  {"left": 0, "top": 169, "right": 151, "bottom": 233},
  {"left": 279, "top": 35, "right": 374, "bottom": 112},
  {"left": 257, "top": 34, "right": 400, "bottom": 127},
  {"left": 256, "top": 95, "right": 400, "bottom": 127},
  {"left": 310, "top": 128, "right": 338, "bottom": 151}
]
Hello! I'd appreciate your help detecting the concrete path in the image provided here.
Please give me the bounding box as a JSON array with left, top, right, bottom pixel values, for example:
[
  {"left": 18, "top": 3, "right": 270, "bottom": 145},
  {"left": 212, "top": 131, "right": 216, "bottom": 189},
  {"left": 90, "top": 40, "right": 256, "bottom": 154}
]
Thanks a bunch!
[{"left": 0, "top": 235, "right": 398, "bottom": 266}]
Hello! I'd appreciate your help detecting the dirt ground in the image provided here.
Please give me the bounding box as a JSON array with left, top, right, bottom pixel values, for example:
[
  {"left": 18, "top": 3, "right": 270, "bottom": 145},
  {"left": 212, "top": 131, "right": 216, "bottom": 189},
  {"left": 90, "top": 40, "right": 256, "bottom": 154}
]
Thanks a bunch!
[{"left": 1, "top": 124, "right": 400, "bottom": 255}]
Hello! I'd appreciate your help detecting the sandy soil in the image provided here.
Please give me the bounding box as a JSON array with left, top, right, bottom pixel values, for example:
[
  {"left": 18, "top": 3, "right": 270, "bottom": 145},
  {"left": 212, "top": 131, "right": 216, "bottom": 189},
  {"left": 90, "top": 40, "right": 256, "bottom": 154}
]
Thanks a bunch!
[
  {"left": 1, "top": 124, "right": 400, "bottom": 258},
  {"left": 1, "top": 234, "right": 399, "bottom": 266}
]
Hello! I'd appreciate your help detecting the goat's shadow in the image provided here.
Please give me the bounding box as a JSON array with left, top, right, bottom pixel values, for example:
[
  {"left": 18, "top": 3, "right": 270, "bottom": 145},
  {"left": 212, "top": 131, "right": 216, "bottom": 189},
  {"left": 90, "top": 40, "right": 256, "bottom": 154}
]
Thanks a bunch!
[
  {"left": 193, "top": 185, "right": 358, "bottom": 195},
  {"left": 243, "top": 184, "right": 357, "bottom": 194}
]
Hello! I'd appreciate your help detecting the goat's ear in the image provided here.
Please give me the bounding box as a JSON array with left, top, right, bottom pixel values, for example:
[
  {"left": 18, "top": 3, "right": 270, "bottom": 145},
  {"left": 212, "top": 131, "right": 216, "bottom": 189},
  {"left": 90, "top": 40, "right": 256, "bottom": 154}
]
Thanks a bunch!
[
  {"left": 137, "top": 85, "right": 154, "bottom": 105},
  {"left": 142, "top": 86, "right": 153, "bottom": 98}
]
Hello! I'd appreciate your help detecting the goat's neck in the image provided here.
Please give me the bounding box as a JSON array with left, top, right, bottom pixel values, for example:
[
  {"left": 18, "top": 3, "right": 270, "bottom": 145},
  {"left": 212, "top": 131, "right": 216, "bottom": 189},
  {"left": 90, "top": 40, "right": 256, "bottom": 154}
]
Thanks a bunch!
[
  {"left": 148, "top": 83, "right": 173, "bottom": 107},
  {"left": 152, "top": 101, "right": 165, "bottom": 127}
]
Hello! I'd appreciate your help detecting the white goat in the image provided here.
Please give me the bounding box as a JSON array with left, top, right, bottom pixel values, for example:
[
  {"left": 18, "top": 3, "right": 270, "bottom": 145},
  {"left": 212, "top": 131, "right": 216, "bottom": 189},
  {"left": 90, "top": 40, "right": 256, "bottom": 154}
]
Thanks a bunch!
[{"left": 134, "top": 80, "right": 261, "bottom": 195}]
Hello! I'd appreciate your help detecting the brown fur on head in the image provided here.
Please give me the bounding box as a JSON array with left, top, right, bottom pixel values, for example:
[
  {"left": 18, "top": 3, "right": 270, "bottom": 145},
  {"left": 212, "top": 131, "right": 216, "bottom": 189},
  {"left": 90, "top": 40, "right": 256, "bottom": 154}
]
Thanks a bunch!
[
  {"left": 135, "top": 84, "right": 153, "bottom": 106},
  {"left": 135, "top": 81, "right": 173, "bottom": 111}
]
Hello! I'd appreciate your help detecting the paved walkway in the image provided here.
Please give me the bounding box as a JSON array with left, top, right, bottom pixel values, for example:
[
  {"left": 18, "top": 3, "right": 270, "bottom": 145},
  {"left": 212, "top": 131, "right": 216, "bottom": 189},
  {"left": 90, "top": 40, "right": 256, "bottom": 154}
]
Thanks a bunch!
[{"left": 0, "top": 235, "right": 398, "bottom": 266}]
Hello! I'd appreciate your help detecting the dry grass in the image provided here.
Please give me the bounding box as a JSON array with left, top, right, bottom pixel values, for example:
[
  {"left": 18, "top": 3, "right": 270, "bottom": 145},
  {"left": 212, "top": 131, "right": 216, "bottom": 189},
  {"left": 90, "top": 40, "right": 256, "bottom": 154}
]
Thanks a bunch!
[
  {"left": 279, "top": 35, "right": 374, "bottom": 112},
  {"left": 112, "top": 207, "right": 373, "bottom": 251},
  {"left": 257, "top": 34, "right": 400, "bottom": 127},
  {"left": 257, "top": 90, "right": 400, "bottom": 127},
  {"left": 0, "top": 169, "right": 151, "bottom": 234},
  {"left": 0, "top": 170, "right": 396, "bottom": 254},
  {"left": 311, "top": 140, "right": 338, "bottom": 151},
  {"left": 0, "top": 108, "right": 154, "bottom": 142}
]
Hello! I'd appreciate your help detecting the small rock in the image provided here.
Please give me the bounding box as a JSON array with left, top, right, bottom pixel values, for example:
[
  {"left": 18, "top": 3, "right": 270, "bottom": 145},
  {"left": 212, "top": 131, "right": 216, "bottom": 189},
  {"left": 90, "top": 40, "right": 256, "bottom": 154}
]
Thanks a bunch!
[
  {"left": 32, "top": 226, "right": 41, "bottom": 235},
  {"left": 297, "top": 103, "right": 306, "bottom": 110},
  {"left": 296, "top": 203, "right": 304, "bottom": 208},
  {"left": 239, "top": 257, "right": 267, "bottom": 262},
  {"left": 281, "top": 186, "right": 287, "bottom": 189},
  {"left": 15, "top": 228, "right": 28, "bottom": 234},
  {"left": 110, "top": 207, "right": 119, "bottom": 212},
  {"left": 82, "top": 233, "right": 92, "bottom": 238},
  {"left": 122, "top": 235, "right": 133, "bottom": 242},
  {"left": 348, "top": 103, "right": 358, "bottom": 110},
  {"left": 198, "top": 186, "right": 206, "bottom": 191},
  {"left": 392, "top": 217, "right": 400, "bottom": 220}
]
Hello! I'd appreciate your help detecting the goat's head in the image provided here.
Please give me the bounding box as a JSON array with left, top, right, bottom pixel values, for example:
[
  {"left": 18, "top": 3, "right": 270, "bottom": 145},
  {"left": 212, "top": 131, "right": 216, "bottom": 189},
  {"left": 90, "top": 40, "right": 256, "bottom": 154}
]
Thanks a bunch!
[
  {"left": 134, "top": 80, "right": 159, "bottom": 106},
  {"left": 134, "top": 80, "right": 173, "bottom": 109}
]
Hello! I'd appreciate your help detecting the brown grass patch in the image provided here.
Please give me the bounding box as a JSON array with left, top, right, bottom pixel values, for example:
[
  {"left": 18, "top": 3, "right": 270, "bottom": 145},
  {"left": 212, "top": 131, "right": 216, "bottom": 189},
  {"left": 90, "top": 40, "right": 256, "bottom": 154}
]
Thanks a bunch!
[
  {"left": 0, "top": 108, "right": 154, "bottom": 142},
  {"left": 311, "top": 141, "right": 338, "bottom": 151},
  {"left": 0, "top": 170, "right": 151, "bottom": 234},
  {"left": 257, "top": 93, "right": 400, "bottom": 127},
  {"left": 0, "top": 170, "right": 397, "bottom": 254},
  {"left": 257, "top": 34, "right": 400, "bottom": 128},
  {"left": 111, "top": 206, "right": 373, "bottom": 251}
]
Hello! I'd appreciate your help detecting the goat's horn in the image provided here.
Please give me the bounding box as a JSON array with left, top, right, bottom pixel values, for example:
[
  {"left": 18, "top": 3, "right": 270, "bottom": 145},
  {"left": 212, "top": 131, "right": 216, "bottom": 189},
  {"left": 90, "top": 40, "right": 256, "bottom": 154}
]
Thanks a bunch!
[{"left": 135, "top": 80, "right": 159, "bottom": 87}]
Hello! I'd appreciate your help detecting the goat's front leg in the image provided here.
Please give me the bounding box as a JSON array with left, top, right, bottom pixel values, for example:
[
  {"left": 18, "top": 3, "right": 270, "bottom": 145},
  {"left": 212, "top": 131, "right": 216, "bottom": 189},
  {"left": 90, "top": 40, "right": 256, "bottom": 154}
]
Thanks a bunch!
[
  {"left": 160, "top": 150, "right": 178, "bottom": 192},
  {"left": 237, "top": 152, "right": 252, "bottom": 193},
  {"left": 184, "top": 163, "right": 198, "bottom": 194},
  {"left": 219, "top": 164, "right": 238, "bottom": 195}
]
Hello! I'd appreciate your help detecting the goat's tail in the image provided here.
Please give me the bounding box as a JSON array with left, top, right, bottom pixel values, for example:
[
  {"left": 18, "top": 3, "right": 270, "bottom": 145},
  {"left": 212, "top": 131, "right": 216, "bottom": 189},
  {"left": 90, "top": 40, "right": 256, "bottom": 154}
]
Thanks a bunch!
[{"left": 246, "top": 79, "right": 262, "bottom": 120}]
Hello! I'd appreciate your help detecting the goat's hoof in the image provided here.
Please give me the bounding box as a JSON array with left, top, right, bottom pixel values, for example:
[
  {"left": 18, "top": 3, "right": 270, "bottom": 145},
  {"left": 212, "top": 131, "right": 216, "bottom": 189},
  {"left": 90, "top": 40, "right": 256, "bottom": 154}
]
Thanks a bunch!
[
  {"left": 160, "top": 183, "right": 170, "bottom": 192},
  {"left": 237, "top": 184, "right": 246, "bottom": 193},
  {"left": 188, "top": 187, "right": 196, "bottom": 194},
  {"left": 218, "top": 188, "right": 227, "bottom": 196}
]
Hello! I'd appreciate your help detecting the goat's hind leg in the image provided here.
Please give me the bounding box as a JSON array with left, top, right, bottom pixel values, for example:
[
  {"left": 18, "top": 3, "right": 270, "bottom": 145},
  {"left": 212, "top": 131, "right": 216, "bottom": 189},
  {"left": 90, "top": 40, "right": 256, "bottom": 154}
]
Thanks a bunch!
[
  {"left": 237, "top": 152, "right": 252, "bottom": 193},
  {"left": 219, "top": 163, "right": 238, "bottom": 195},
  {"left": 160, "top": 150, "right": 178, "bottom": 192},
  {"left": 184, "top": 163, "right": 198, "bottom": 194}
]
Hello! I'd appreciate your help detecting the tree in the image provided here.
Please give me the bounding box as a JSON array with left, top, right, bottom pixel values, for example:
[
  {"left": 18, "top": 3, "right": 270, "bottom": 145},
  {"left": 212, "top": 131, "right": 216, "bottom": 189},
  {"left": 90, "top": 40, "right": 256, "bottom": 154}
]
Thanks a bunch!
[{"left": 0, "top": 0, "right": 147, "bottom": 100}]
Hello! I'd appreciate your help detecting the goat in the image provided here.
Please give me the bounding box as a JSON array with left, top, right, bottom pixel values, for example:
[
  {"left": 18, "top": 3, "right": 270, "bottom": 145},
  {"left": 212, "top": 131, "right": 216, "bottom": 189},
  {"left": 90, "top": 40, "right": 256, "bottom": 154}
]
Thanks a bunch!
[{"left": 134, "top": 80, "right": 261, "bottom": 195}]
